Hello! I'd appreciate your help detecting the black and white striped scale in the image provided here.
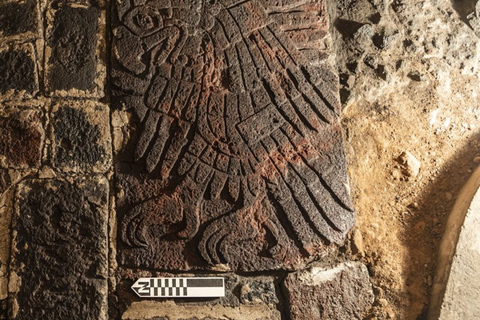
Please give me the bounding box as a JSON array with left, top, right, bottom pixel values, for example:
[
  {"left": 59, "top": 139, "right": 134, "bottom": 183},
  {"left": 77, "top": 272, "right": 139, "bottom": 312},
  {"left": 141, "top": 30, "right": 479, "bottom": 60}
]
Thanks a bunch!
[{"left": 132, "top": 277, "right": 225, "bottom": 298}]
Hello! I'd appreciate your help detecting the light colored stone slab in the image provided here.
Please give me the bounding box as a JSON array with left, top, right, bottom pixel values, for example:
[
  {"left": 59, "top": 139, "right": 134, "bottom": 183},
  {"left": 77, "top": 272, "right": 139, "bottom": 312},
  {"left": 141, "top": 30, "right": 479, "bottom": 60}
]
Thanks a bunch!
[
  {"left": 122, "top": 301, "right": 280, "bottom": 320},
  {"left": 0, "top": 189, "right": 13, "bottom": 301},
  {"left": 283, "top": 262, "right": 374, "bottom": 320},
  {"left": 430, "top": 165, "right": 480, "bottom": 319}
]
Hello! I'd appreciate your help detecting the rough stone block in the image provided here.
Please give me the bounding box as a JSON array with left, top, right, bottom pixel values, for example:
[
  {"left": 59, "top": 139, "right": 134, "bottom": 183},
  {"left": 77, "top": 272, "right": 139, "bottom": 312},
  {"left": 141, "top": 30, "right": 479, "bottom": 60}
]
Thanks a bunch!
[
  {"left": 0, "top": 300, "right": 5, "bottom": 320},
  {"left": 113, "top": 0, "right": 354, "bottom": 272},
  {"left": 122, "top": 302, "right": 280, "bottom": 320},
  {"left": 0, "top": 106, "right": 44, "bottom": 169},
  {"left": 0, "top": 44, "right": 39, "bottom": 101},
  {"left": 45, "top": 2, "right": 105, "bottom": 97},
  {"left": 0, "top": 190, "right": 13, "bottom": 312},
  {"left": 9, "top": 177, "right": 109, "bottom": 320},
  {"left": 50, "top": 101, "right": 112, "bottom": 173},
  {"left": 283, "top": 262, "right": 374, "bottom": 320},
  {"left": 60, "top": 0, "right": 106, "bottom": 7},
  {"left": 0, "top": 0, "right": 41, "bottom": 43},
  {"left": 118, "top": 274, "right": 280, "bottom": 320}
]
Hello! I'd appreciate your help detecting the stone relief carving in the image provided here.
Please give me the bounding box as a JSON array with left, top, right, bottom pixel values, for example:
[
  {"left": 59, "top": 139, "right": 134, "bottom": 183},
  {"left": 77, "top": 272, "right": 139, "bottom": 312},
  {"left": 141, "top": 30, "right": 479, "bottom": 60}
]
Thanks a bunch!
[{"left": 112, "top": 0, "right": 354, "bottom": 271}]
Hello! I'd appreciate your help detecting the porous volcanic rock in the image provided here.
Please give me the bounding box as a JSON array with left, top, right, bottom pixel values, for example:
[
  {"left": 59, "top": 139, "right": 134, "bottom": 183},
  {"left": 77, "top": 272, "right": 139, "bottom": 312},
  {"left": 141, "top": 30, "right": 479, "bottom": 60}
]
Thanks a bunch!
[
  {"left": 0, "top": 0, "right": 40, "bottom": 43},
  {"left": 45, "top": 2, "right": 105, "bottom": 97},
  {"left": 50, "top": 101, "right": 112, "bottom": 173},
  {"left": 283, "top": 262, "right": 374, "bottom": 320},
  {"left": 0, "top": 107, "right": 43, "bottom": 169},
  {"left": 0, "top": 44, "right": 38, "bottom": 100},
  {"left": 9, "top": 177, "right": 109, "bottom": 320},
  {"left": 113, "top": 0, "right": 354, "bottom": 272}
]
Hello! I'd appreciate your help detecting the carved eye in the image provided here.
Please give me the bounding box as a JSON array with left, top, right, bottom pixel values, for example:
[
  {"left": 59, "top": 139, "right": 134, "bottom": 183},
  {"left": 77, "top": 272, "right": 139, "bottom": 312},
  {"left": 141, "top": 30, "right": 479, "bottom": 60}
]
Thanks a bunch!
[
  {"left": 134, "top": 14, "right": 153, "bottom": 29},
  {"left": 124, "top": 6, "right": 163, "bottom": 37}
]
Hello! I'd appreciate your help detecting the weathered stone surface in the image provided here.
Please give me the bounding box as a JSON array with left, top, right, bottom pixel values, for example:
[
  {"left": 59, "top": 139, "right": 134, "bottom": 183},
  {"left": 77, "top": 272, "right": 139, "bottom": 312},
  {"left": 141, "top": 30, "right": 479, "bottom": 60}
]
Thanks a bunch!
[
  {"left": 9, "top": 177, "right": 109, "bottom": 320},
  {"left": 0, "top": 0, "right": 40, "bottom": 43},
  {"left": 118, "top": 274, "right": 280, "bottom": 320},
  {"left": 45, "top": 2, "right": 105, "bottom": 97},
  {"left": 430, "top": 165, "right": 480, "bottom": 320},
  {"left": 121, "top": 302, "right": 279, "bottom": 320},
  {"left": 0, "top": 44, "right": 38, "bottom": 100},
  {"left": 397, "top": 150, "right": 421, "bottom": 178},
  {"left": 0, "top": 299, "right": 6, "bottom": 320},
  {"left": 61, "top": 0, "right": 106, "bottom": 7},
  {"left": 283, "top": 262, "right": 374, "bottom": 320},
  {"left": 50, "top": 101, "right": 112, "bottom": 173},
  {"left": 0, "top": 189, "right": 13, "bottom": 319},
  {"left": 0, "top": 107, "right": 44, "bottom": 169},
  {"left": 113, "top": 0, "right": 354, "bottom": 272},
  {"left": 468, "top": 2, "right": 480, "bottom": 37}
]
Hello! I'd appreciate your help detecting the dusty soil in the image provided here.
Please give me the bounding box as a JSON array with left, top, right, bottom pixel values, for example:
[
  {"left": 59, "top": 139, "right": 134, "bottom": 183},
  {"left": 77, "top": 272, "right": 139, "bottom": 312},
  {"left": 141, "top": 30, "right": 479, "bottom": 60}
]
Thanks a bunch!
[{"left": 332, "top": 0, "right": 480, "bottom": 319}]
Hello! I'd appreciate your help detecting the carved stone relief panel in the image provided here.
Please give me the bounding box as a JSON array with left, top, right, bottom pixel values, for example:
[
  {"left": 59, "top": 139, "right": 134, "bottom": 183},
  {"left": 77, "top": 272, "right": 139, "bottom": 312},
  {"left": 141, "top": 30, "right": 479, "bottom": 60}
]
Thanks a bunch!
[{"left": 112, "top": 0, "right": 354, "bottom": 272}]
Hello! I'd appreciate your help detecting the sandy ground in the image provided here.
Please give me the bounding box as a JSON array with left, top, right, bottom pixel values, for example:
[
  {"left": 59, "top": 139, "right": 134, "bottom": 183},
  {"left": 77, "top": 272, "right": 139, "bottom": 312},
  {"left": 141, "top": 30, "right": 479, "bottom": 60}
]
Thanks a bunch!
[{"left": 332, "top": 0, "right": 480, "bottom": 318}]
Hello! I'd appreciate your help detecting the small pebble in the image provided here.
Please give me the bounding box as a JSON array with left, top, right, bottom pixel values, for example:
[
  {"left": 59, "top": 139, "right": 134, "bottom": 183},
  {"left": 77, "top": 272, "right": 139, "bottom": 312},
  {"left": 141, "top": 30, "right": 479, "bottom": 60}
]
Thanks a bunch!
[
  {"left": 352, "top": 229, "right": 365, "bottom": 257},
  {"left": 397, "top": 151, "right": 421, "bottom": 178},
  {"left": 408, "top": 202, "right": 419, "bottom": 209},
  {"left": 414, "top": 221, "right": 426, "bottom": 232}
]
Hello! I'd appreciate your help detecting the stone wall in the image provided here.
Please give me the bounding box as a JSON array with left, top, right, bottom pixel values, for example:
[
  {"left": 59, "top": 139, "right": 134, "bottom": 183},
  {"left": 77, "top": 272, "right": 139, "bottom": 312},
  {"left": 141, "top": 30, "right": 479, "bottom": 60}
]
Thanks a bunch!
[{"left": 0, "top": 1, "right": 110, "bottom": 319}]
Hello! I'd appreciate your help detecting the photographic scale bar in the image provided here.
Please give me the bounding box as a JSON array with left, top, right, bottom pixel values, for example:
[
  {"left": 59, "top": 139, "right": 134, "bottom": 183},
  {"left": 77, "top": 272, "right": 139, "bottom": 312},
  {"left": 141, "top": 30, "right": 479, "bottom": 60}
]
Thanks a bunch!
[{"left": 131, "top": 277, "right": 225, "bottom": 298}]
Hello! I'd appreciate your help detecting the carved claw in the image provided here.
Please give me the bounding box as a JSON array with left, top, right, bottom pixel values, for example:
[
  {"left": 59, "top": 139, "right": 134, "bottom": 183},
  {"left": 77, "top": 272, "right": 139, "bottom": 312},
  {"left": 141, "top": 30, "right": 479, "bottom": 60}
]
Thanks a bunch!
[
  {"left": 121, "top": 195, "right": 183, "bottom": 248},
  {"left": 177, "top": 204, "right": 200, "bottom": 239}
]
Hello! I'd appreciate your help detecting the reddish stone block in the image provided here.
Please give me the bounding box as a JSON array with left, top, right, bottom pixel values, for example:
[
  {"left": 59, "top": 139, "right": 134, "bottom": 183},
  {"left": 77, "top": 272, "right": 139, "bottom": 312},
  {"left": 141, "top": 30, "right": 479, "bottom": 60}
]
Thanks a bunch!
[{"left": 0, "top": 107, "right": 43, "bottom": 169}]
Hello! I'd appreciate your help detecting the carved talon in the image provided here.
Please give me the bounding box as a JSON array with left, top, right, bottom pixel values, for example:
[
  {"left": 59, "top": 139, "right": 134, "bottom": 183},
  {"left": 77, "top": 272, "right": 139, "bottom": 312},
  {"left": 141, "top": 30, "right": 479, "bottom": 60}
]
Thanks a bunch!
[
  {"left": 121, "top": 195, "right": 184, "bottom": 247},
  {"left": 177, "top": 205, "right": 200, "bottom": 239}
]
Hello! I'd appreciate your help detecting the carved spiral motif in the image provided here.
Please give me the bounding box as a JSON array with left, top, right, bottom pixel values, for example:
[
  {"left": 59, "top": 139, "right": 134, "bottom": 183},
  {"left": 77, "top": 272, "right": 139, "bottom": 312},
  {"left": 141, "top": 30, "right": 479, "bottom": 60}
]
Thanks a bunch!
[{"left": 123, "top": 6, "right": 163, "bottom": 37}]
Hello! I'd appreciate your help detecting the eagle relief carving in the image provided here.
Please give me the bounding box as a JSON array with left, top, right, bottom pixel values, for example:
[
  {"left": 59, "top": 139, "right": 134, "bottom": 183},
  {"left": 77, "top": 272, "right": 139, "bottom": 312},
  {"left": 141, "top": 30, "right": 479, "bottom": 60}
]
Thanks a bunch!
[{"left": 112, "top": 0, "right": 355, "bottom": 272}]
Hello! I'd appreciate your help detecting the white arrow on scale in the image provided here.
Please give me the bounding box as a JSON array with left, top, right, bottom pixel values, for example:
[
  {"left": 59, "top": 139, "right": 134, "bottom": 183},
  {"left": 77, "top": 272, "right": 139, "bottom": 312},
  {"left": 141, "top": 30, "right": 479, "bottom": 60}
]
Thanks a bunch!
[{"left": 132, "top": 277, "right": 225, "bottom": 298}]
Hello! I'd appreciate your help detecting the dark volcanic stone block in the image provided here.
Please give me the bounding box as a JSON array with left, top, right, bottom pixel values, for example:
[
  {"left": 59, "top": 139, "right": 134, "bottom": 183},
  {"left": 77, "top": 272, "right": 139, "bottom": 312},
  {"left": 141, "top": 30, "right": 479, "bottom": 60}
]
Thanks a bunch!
[
  {"left": 0, "top": 44, "right": 38, "bottom": 100},
  {"left": 283, "top": 262, "right": 374, "bottom": 320},
  {"left": 9, "top": 177, "right": 109, "bottom": 320},
  {"left": 0, "top": 0, "right": 40, "bottom": 42},
  {"left": 113, "top": 0, "right": 354, "bottom": 272},
  {"left": 50, "top": 101, "right": 112, "bottom": 173},
  {"left": 0, "top": 300, "right": 5, "bottom": 320},
  {"left": 45, "top": 3, "right": 105, "bottom": 97},
  {"left": 0, "top": 107, "right": 44, "bottom": 169}
]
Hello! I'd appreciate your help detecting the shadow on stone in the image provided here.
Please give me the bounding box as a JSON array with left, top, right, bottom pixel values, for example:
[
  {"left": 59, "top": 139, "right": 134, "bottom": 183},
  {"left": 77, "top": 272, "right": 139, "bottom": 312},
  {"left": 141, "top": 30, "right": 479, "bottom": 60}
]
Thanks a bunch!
[
  {"left": 450, "top": 0, "right": 477, "bottom": 25},
  {"left": 335, "top": 18, "right": 365, "bottom": 38},
  {"left": 400, "top": 131, "right": 480, "bottom": 320}
]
